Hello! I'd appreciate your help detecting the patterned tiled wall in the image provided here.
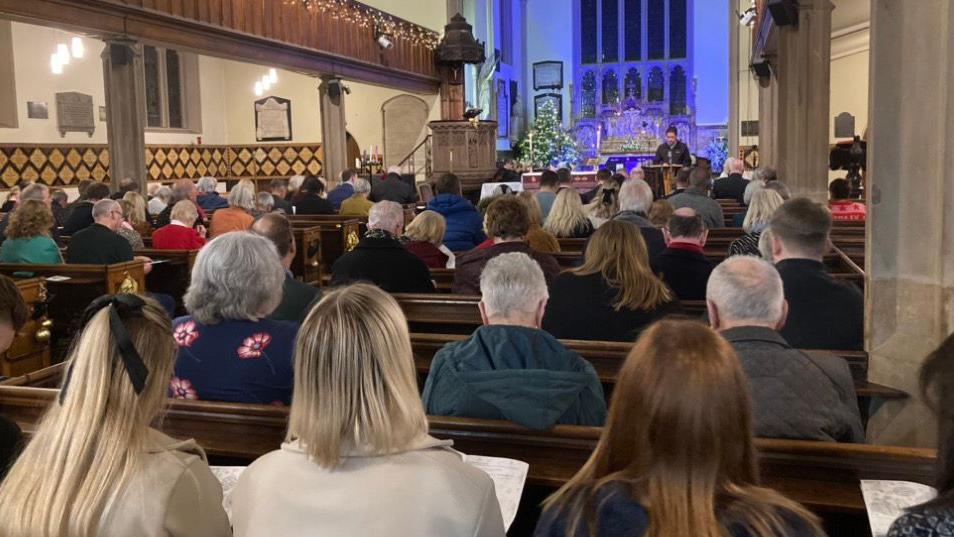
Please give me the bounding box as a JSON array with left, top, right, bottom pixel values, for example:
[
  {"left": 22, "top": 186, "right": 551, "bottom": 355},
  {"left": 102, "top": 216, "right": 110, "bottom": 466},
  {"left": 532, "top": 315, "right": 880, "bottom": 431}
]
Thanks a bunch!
[{"left": 0, "top": 143, "right": 324, "bottom": 187}]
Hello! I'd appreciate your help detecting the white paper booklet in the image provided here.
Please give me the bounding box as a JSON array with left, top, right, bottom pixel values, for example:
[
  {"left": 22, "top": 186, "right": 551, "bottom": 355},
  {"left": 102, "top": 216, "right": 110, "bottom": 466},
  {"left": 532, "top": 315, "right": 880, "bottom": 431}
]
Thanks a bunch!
[
  {"left": 210, "top": 466, "right": 246, "bottom": 520},
  {"left": 860, "top": 479, "right": 937, "bottom": 537},
  {"left": 464, "top": 454, "right": 530, "bottom": 530}
]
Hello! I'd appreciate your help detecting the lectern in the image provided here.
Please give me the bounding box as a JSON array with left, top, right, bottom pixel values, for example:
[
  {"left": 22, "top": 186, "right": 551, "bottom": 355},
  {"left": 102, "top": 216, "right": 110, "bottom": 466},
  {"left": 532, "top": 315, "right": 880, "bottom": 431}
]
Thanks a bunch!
[{"left": 642, "top": 164, "right": 683, "bottom": 198}]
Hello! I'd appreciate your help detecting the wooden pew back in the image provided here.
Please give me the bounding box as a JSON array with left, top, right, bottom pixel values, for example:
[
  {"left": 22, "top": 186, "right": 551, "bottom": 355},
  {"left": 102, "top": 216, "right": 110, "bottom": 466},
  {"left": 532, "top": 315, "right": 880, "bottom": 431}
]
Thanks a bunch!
[{"left": 0, "top": 279, "right": 52, "bottom": 379}]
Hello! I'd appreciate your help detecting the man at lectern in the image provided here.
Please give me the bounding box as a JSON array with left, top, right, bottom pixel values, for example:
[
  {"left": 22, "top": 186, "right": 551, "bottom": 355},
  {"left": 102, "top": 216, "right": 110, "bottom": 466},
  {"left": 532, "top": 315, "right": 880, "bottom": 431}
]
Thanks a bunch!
[{"left": 653, "top": 126, "right": 693, "bottom": 167}]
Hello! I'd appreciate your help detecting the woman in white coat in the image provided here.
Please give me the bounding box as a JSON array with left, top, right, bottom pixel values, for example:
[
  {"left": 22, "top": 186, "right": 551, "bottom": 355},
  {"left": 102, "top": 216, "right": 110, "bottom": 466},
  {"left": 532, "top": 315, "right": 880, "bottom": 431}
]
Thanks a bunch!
[{"left": 231, "top": 283, "right": 505, "bottom": 537}]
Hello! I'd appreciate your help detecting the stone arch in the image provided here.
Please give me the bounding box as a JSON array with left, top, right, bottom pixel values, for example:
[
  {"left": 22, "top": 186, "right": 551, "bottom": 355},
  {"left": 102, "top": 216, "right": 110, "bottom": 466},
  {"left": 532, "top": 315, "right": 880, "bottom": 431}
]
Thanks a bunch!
[{"left": 382, "top": 94, "right": 430, "bottom": 169}]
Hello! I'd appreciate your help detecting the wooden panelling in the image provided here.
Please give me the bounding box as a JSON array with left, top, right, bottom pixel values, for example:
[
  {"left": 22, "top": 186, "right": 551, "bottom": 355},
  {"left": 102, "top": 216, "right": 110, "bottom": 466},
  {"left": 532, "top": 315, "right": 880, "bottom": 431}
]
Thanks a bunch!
[
  {"left": 0, "top": 143, "right": 323, "bottom": 186},
  {"left": 0, "top": 0, "right": 440, "bottom": 92}
]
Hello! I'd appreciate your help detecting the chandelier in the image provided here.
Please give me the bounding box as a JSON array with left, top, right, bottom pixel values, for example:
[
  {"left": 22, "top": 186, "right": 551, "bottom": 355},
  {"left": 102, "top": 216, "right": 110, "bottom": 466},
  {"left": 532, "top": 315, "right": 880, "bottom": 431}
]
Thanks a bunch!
[{"left": 285, "top": 0, "right": 441, "bottom": 49}]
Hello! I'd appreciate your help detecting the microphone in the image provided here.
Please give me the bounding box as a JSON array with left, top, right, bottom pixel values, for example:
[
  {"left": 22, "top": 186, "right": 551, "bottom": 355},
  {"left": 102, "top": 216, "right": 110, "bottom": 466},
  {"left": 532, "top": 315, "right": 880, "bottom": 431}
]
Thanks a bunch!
[{"left": 668, "top": 150, "right": 673, "bottom": 166}]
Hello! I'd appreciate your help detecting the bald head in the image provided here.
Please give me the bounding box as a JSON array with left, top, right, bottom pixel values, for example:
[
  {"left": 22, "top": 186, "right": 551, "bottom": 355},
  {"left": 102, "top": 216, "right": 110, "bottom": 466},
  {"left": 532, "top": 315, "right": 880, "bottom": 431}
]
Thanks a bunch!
[
  {"left": 707, "top": 256, "right": 787, "bottom": 331},
  {"left": 728, "top": 157, "right": 745, "bottom": 174},
  {"left": 251, "top": 212, "right": 296, "bottom": 267},
  {"left": 667, "top": 206, "right": 706, "bottom": 241}
]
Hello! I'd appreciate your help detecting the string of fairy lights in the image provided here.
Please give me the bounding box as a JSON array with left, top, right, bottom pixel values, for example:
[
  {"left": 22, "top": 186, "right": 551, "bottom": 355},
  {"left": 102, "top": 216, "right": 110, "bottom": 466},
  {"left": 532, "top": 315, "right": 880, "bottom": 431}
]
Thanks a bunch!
[{"left": 283, "top": 0, "right": 441, "bottom": 49}]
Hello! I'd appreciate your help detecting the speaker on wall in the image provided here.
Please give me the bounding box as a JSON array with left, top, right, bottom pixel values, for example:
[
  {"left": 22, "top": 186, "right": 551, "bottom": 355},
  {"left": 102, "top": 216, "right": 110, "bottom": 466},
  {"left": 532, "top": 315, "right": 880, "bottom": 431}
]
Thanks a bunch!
[
  {"left": 768, "top": 0, "right": 799, "bottom": 27},
  {"left": 750, "top": 59, "right": 772, "bottom": 79}
]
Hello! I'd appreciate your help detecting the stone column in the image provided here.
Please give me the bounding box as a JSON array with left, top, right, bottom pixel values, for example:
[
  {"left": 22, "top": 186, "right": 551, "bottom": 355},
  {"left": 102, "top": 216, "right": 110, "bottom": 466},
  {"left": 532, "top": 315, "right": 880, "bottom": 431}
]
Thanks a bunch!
[
  {"left": 101, "top": 39, "right": 146, "bottom": 192},
  {"left": 758, "top": 0, "right": 832, "bottom": 201},
  {"left": 728, "top": 0, "right": 740, "bottom": 155},
  {"left": 318, "top": 77, "right": 348, "bottom": 184},
  {"left": 866, "top": 0, "right": 954, "bottom": 447}
]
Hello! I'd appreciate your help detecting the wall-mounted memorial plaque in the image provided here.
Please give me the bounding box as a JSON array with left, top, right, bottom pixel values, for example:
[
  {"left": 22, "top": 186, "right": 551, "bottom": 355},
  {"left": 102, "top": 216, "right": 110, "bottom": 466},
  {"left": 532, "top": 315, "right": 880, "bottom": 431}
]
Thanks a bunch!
[
  {"left": 533, "top": 61, "right": 564, "bottom": 90},
  {"left": 534, "top": 93, "right": 562, "bottom": 120},
  {"left": 255, "top": 96, "right": 292, "bottom": 142},
  {"left": 27, "top": 102, "right": 48, "bottom": 119},
  {"left": 55, "top": 92, "right": 95, "bottom": 137}
]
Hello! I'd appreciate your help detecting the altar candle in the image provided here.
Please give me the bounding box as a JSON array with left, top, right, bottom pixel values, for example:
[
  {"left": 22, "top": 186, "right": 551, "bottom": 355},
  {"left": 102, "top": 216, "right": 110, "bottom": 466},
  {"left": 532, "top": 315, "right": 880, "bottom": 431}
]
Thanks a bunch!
[
  {"left": 449, "top": 149, "right": 455, "bottom": 173},
  {"left": 529, "top": 132, "right": 534, "bottom": 167}
]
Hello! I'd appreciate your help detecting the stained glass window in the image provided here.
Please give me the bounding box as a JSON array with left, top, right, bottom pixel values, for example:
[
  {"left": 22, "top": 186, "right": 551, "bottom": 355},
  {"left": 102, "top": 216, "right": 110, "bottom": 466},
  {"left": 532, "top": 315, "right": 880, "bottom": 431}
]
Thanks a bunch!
[
  {"left": 602, "top": 69, "right": 619, "bottom": 106},
  {"left": 144, "top": 46, "right": 161, "bottom": 128},
  {"left": 624, "top": 68, "right": 642, "bottom": 102},
  {"left": 165, "top": 50, "right": 183, "bottom": 129},
  {"left": 601, "top": 0, "right": 619, "bottom": 63},
  {"left": 670, "top": 0, "right": 688, "bottom": 59},
  {"left": 648, "top": 67, "right": 664, "bottom": 102},
  {"left": 582, "top": 71, "right": 597, "bottom": 118},
  {"left": 648, "top": 0, "right": 665, "bottom": 60},
  {"left": 670, "top": 66, "right": 687, "bottom": 114},
  {"left": 624, "top": 0, "right": 641, "bottom": 61},
  {"left": 581, "top": 0, "right": 598, "bottom": 64}
]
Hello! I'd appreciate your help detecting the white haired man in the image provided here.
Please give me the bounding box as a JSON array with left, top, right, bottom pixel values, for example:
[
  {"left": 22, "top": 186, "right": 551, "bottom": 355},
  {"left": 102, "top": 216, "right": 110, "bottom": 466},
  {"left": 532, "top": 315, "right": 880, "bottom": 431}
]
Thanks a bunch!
[
  {"left": 330, "top": 201, "right": 434, "bottom": 293},
  {"left": 706, "top": 255, "right": 864, "bottom": 442},
  {"left": 611, "top": 178, "right": 666, "bottom": 260},
  {"left": 195, "top": 176, "right": 229, "bottom": 212},
  {"left": 339, "top": 177, "right": 373, "bottom": 216},
  {"left": 65, "top": 199, "right": 153, "bottom": 275},
  {"left": 712, "top": 157, "right": 749, "bottom": 204},
  {"left": 423, "top": 252, "right": 606, "bottom": 430}
]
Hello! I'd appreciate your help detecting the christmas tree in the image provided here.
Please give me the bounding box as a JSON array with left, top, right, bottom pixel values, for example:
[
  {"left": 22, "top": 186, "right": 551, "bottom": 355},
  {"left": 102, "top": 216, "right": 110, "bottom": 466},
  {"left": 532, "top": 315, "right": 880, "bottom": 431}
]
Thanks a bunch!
[{"left": 516, "top": 100, "right": 579, "bottom": 168}]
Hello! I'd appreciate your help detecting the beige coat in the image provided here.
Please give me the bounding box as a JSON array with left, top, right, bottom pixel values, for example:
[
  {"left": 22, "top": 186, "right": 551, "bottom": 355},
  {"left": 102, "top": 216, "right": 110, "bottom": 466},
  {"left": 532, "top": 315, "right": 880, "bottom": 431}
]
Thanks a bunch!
[
  {"left": 100, "top": 429, "right": 232, "bottom": 537},
  {"left": 231, "top": 435, "right": 505, "bottom": 537}
]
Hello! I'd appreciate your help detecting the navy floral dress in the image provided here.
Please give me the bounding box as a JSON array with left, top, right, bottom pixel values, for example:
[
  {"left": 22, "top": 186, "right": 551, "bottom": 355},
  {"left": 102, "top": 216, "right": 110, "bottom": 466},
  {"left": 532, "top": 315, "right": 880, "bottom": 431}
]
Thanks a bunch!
[{"left": 170, "top": 316, "right": 298, "bottom": 406}]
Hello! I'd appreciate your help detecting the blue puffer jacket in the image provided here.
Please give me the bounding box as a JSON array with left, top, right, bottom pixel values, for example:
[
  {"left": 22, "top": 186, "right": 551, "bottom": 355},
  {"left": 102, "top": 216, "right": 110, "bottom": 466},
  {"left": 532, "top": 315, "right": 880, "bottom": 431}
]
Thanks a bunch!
[
  {"left": 422, "top": 325, "right": 607, "bottom": 430},
  {"left": 426, "top": 194, "right": 486, "bottom": 252}
]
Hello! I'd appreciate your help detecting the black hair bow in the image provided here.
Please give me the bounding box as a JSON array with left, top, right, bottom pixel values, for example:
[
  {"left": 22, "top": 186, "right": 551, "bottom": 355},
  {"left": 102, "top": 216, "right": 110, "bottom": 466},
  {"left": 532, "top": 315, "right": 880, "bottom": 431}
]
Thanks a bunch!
[
  {"left": 601, "top": 188, "right": 617, "bottom": 205},
  {"left": 59, "top": 294, "right": 150, "bottom": 404}
]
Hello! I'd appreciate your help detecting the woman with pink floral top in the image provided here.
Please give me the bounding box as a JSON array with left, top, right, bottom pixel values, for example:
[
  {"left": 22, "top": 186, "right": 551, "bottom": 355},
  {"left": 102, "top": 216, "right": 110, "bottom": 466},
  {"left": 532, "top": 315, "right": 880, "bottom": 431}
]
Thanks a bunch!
[{"left": 171, "top": 232, "right": 297, "bottom": 405}]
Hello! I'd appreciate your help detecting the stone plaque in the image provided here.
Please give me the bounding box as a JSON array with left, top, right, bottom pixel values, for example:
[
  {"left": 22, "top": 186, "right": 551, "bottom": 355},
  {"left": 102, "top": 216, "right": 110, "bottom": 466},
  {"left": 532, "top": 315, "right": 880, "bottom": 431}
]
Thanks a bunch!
[
  {"left": 55, "top": 92, "right": 95, "bottom": 137},
  {"left": 382, "top": 95, "right": 429, "bottom": 168},
  {"left": 27, "top": 102, "right": 48, "bottom": 119},
  {"left": 255, "top": 96, "right": 292, "bottom": 142}
]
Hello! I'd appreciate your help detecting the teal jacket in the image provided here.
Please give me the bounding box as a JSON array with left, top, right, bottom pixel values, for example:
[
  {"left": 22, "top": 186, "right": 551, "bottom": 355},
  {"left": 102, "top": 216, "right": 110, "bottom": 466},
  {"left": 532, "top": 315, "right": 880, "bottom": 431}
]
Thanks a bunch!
[
  {"left": 422, "top": 325, "right": 607, "bottom": 430},
  {"left": 0, "top": 236, "right": 62, "bottom": 264}
]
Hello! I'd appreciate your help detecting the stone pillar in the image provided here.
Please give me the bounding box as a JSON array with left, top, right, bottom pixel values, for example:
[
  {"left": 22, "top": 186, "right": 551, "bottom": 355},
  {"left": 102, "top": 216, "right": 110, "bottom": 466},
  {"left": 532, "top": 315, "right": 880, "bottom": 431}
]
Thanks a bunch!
[
  {"left": 101, "top": 39, "right": 146, "bottom": 192},
  {"left": 866, "top": 0, "right": 954, "bottom": 447},
  {"left": 318, "top": 77, "right": 348, "bottom": 184},
  {"left": 728, "top": 0, "right": 740, "bottom": 155},
  {"left": 758, "top": 0, "right": 832, "bottom": 201}
]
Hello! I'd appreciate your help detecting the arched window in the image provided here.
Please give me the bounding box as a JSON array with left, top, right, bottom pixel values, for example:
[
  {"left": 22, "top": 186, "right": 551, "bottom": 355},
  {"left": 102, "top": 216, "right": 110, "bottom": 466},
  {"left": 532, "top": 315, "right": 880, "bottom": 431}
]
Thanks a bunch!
[
  {"left": 581, "top": 71, "right": 597, "bottom": 118},
  {"left": 624, "top": 0, "right": 641, "bottom": 61},
  {"left": 648, "top": 67, "right": 664, "bottom": 102},
  {"left": 670, "top": 66, "right": 687, "bottom": 115},
  {"left": 648, "top": 0, "right": 665, "bottom": 60},
  {"left": 581, "top": 0, "right": 598, "bottom": 64},
  {"left": 602, "top": 0, "right": 619, "bottom": 62},
  {"left": 624, "top": 68, "right": 642, "bottom": 102},
  {"left": 670, "top": 0, "right": 688, "bottom": 59},
  {"left": 602, "top": 69, "right": 620, "bottom": 106}
]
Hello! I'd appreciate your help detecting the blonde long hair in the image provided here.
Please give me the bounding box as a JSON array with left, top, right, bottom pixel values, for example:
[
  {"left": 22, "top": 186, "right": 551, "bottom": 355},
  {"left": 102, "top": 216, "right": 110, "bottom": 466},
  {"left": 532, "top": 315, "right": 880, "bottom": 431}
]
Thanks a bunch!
[
  {"left": 543, "top": 320, "right": 824, "bottom": 537},
  {"left": 288, "top": 284, "right": 428, "bottom": 468},
  {"left": 545, "top": 188, "right": 590, "bottom": 237},
  {"left": 405, "top": 210, "right": 446, "bottom": 246},
  {"left": 0, "top": 295, "right": 176, "bottom": 537},
  {"left": 571, "top": 220, "right": 671, "bottom": 310},
  {"left": 121, "top": 192, "right": 149, "bottom": 227},
  {"left": 743, "top": 189, "right": 784, "bottom": 233}
]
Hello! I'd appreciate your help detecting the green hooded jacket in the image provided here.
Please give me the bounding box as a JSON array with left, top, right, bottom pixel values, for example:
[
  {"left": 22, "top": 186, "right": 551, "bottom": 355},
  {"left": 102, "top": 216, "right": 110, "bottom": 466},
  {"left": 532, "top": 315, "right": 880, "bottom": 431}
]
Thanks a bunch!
[{"left": 422, "top": 325, "right": 607, "bottom": 430}]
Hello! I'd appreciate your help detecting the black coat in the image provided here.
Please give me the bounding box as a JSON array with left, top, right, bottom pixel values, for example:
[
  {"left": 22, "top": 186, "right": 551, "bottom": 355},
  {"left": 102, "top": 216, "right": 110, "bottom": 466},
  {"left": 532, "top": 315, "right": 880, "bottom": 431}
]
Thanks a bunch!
[
  {"left": 653, "top": 141, "right": 692, "bottom": 167},
  {"left": 652, "top": 245, "right": 715, "bottom": 301},
  {"left": 776, "top": 259, "right": 864, "bottom": 350},
  {"left": 62, "top": 201, "right": 95, "bottom": 235},
  {"left": 330, "top": 234, "right": 435, "bottom": 293},
  {"left": 712, "top": 173, "right": 749, "bottom": 204},
  {"left": 292, "top": 193, "right": 335, "bottom": 215},
  {"left": 370, "top": 175, "right": 416, "bottom": 204},
  {"left": 542, "top": 272, "right": 683, "bottom": 342},
  {"left": 65, "top": 223, "right": 133, "bottom": 264},
  {"left": 610, "top": 211, "right": 666, "bottom": 262}
]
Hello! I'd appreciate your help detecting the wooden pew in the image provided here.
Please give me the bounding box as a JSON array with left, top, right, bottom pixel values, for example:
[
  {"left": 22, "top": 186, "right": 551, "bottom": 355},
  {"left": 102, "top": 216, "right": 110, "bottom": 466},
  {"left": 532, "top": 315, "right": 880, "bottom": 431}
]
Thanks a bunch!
[
  {"left": 0, "top": 378, "right": 935, "bottom": 528},
  {"left": 135, "top": 249, "right": 197, "bottom": 315},
  {"left": 287, "top": 216, "right": 362, "bottom": 276},
  {"left": 407, "top": 333, "right": 902, "bottom": 413},
  {"left": 0, "top": 262, "right": 146, "bottom": 360},
  {"left": 0, "top": 278, "right": 52, "bottom": 379}
]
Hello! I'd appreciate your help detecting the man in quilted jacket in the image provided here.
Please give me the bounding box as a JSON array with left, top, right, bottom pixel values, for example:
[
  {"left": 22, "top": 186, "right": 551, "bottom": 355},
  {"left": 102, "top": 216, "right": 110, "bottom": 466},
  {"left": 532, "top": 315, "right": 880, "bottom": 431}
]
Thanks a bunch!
[{"left": 706, "top": 255, "right": 865, "bottom": 443}]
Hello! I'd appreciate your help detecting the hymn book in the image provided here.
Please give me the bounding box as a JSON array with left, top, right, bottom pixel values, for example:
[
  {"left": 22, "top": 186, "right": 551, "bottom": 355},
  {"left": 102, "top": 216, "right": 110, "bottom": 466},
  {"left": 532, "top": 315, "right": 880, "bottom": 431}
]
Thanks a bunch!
[{"left": 860, "top": 479, "right": 937, "bottom": 536}]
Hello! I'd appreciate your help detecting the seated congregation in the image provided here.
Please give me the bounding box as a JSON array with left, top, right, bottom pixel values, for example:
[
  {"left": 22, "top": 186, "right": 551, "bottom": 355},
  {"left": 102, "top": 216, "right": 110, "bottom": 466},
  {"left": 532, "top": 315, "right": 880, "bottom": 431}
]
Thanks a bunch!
[{"left": 0, "top": 167, "right": 917, "bottom": 537}]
